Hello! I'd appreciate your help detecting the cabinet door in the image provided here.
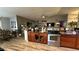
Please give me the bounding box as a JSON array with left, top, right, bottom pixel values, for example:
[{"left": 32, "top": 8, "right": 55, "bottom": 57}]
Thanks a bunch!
[
  {"left": 40, "top": 33, "right": 48, "bottom": 44},
  {"left": 28, "top": 32, "right": 36, "bottom": 42},
  {"left": 76, "top": 35, "right": 79, "bottom": 49},
  {"left": 28, "top": 32, "right": 31, "bottom": 41},
  {"left": 30, "top": 32, "right": 37, "bottom": 42},
  {"left": 60, "top": 36, "right": 76, "bottom": 48},
  {"left": 43, "top": 33, "right": 48, "bottom": 44}
]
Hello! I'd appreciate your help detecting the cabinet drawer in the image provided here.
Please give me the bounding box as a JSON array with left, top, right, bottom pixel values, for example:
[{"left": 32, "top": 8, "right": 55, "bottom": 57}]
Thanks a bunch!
[
  {"left": 60, "top": 36, "right": 76, "bottom": 48},
  {"left": 76, "top": 37, "right": 79, "bottom": 49},
  {"left": 60, "top": 37, "right": 76, "bottom": 42},
  {"left": 60, "top": 41, "right": 75, "bottom": 48},
  {"left": 40, "top": 33, "right": 48, "bottom": 44}
]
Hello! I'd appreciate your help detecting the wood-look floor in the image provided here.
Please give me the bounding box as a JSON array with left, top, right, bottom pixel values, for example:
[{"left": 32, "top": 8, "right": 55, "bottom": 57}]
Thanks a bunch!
[{"left": 0, "top": 37, "right": 78, "bottom": 51}]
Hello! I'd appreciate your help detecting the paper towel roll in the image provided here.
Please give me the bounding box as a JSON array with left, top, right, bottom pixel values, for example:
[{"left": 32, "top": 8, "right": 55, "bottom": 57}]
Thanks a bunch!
[{"left": 24, "top": 30, "right": 28, "bottom": 42}]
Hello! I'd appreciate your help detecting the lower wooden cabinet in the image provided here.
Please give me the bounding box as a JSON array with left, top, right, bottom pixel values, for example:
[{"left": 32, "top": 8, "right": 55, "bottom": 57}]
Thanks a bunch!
[
  {"left": 39, "top": 33, "right": 48, "bottom": 44},
  {"left": 60, "top": 35, "right": 76, "bottom": 48},
  {"left": 28, "top": 32, "right": 48, "bottom": 44},
  {"left": 28, "top": 32, "right": 79, "bottom": 49},
  {"left": 28, "top": 32, "right": 37, "bottom": 42},
  {"left": 76, "top": 35, "right": 79, "bottom": 49}
]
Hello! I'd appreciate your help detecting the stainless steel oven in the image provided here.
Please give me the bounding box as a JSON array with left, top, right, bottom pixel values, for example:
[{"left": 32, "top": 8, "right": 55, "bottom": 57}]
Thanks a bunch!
[{"left": 48, "top": 34, "right": 60, "bottom": 47}]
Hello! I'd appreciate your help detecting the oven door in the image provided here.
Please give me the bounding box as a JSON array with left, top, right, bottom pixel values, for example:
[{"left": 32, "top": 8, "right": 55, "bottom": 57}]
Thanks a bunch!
[{"left": 48, "top": 34, "right": 60, "bottom": 47}]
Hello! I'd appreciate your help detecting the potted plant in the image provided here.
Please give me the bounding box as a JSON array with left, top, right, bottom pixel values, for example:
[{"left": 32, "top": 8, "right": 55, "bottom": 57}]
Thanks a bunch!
[{"left": 69, "top": 21, "right": 77, "bottom": 28}]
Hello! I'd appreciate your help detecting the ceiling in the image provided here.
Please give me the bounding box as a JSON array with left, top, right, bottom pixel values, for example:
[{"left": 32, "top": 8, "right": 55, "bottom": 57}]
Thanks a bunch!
[{"left": 0, "top": 7, "right": 79, "bottom": 20}]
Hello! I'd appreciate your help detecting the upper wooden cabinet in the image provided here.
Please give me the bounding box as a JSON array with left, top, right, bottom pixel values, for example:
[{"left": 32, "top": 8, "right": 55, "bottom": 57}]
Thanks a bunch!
[{"left": 60, "top": 34, "right": 76, "bottom": 48}]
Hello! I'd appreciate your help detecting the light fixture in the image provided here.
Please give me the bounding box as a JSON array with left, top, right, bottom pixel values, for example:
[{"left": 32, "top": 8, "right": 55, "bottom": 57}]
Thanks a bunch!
[{"left": 42, "top": 15, "right": 45, "bottom": 19}]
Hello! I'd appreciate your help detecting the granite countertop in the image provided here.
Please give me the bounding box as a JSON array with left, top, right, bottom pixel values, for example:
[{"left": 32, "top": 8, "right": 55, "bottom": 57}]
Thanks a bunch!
[{"left": 60, "top": 32, "right": 77, "bottom": 36}]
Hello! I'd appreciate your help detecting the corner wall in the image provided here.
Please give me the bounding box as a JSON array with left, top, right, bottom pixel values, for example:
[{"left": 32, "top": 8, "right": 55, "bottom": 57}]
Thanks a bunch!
[
  {"left": 0, "top": 17, "right": 10, "bottom": 30},
  {"left": 16, "top": 15, "right": 38, "bottom": 28}
]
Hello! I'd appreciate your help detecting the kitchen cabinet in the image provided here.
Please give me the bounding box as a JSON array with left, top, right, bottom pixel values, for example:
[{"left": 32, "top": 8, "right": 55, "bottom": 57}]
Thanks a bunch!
[
  {"left": 76, "top": 35, "right": 79, "bottom": 49},
  {"left": 60, "top": 34, "right": 76, "bottom": 48},
  {"left": 28, "top": 32, "right": 48, "bottom": 44},
  {"left": 28, "top": 32, "right": 31, "bottom": 41},
  {"left": 28, "top": 32, "right": 37, "bottom": 42},
  {"left": 39, "top": 33, "right": 48, "bottom": 44}
]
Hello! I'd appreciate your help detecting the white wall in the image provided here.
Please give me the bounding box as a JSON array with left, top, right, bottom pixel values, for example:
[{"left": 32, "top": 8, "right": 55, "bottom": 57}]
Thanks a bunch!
[
  {"left": 45, "top": 14, "right": 67, "bottom": 24},
  {"left": 0, "top": 16, "right": 18, "bottom": 31},
  {"left": 68, "top": 10, "right": 79, "bottom": 23},
  {"left": 67, "top": 10, "right": 79, "bottom": 28},
  {"left": 17, "top": 16, "right": 38, "bottom": 28},
  {"left": 0, "top": 17, "right": 10, "bottom": 30},
  {"left": 0, "top": 20, "right": 2, "bottom": 29}
]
